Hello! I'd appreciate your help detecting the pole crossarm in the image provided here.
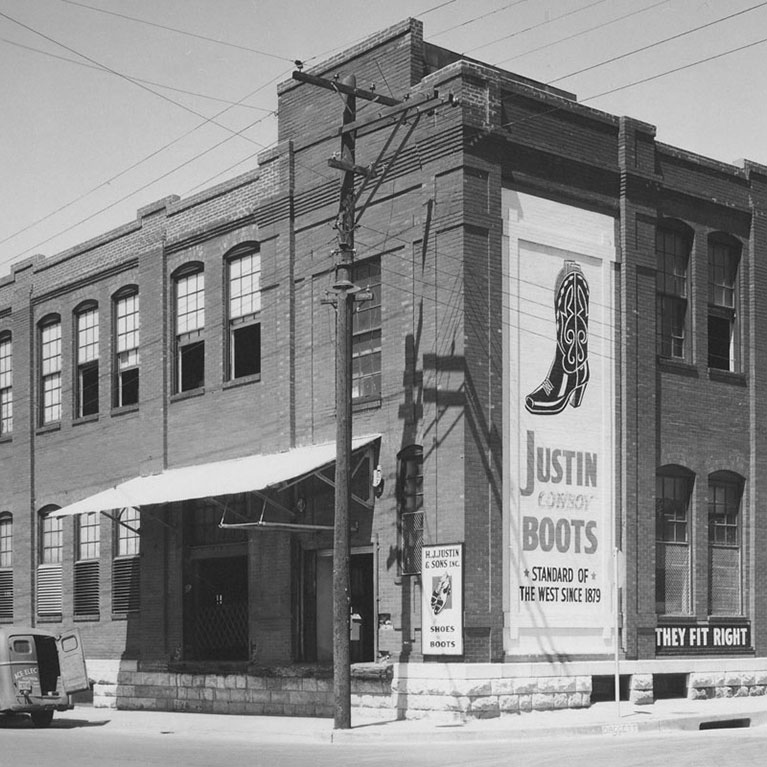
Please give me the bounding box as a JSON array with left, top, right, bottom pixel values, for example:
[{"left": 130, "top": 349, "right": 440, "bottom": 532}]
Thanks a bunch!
[
  {"left": 339, "top": 92, "right": 453, "bottom": 136},
  {"left": 292, "top": 70, "right": 400, "bottom": 106}
]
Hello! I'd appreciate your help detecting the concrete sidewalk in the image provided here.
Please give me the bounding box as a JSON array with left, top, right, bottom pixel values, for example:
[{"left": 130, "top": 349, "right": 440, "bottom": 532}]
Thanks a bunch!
[{"left": 49, "top": 695, "right": 767, "bottom": 744}]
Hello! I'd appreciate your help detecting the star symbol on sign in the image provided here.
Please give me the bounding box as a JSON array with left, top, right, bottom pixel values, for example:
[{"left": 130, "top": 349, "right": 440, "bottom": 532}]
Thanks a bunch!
[
  {"left": 523, "top": 569, "right": 529, "bottom": 578},
  {"left": 591, "top": 571, "right": 597, "bottom": 580}
]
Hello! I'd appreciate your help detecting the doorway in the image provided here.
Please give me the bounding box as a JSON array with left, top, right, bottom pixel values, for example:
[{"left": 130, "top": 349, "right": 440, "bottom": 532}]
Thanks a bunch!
[
  {"left": 315, "top": 550, "right": 374, "bottom": 663},
  {"left": 189, "top": 556, "right": 248, "bottom": 660}
]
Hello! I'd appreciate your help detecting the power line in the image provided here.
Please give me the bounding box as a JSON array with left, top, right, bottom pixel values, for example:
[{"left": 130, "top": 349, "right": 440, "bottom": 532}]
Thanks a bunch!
[
  {"left": 4, "top": 1, "right": 759, "bottom": 275},
  {"left": 430, "top": 0, "right": 532, "bottom": 38},
  {"left": 0, "top": 10, "right": 274, "bottom": 149},
  {"left": 1, "top": 36, "right": 274, "bottom": 111},
  {"left": 6, "top": 110, "right": 275, "bottom": 261},
  {"left": 0, "top": 6, "right": 453, "bottom": 267},
  {"left": 502, "top": 31, "right": 767, "bottom": 131},
  {"left": 60, "top": 0, "right": 295, "bottom": 63},
  {"left": 465, "top": 0, "right": 609, "bottom": 55},
  {"left": 549, "top": 0, "right": 767, "bottom": 84},
  {"left": 494, "top": 0, "right": 671, "bottom": 66},
  {"left": 583, "top": 33, "right": 767, "bottom": 102}
]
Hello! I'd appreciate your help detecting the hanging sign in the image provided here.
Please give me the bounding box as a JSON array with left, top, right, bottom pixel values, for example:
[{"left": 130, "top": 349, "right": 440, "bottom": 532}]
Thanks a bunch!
[{"left": 421, "top": 543, "right": 463, "bottom": 656}]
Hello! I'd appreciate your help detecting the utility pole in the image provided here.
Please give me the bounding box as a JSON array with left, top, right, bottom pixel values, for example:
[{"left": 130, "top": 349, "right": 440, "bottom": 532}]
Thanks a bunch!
[
  {"left": 331, "top": 73, "right": 357, "bottom": 731},
  {"left": 292, "top": 66, "right": 456, "bottom": 731}
]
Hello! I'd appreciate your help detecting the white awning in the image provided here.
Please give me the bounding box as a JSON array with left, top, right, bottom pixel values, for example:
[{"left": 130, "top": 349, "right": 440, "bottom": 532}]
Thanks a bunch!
[{"left": 50, "top": 434, "right": 381, "bottom": 517}]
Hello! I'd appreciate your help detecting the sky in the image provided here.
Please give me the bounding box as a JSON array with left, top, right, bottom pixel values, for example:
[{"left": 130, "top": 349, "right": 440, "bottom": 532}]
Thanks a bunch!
[{"left": 2, "top": 0, "right": 767, "bottom": 276}]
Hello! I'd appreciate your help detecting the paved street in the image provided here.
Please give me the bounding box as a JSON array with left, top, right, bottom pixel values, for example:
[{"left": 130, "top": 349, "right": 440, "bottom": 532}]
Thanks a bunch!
[{"left": 0, "top": 710, "right": 766, "bottom": 767}]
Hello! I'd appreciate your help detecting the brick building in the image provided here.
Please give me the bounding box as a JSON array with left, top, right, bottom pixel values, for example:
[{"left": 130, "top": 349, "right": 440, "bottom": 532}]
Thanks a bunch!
[{"left": 1, "top": 18, "right": 767, "bottom": 717}]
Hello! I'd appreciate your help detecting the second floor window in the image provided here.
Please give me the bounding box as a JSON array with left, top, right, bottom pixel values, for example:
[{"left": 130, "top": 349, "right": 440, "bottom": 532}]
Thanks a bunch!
[
  {"left": 76, "top": 306, "right": 99, "bottom": 417},
  {"left": 115, "top": 290, "right": 140, "bottom": 407},
  {"left": 228, "top": 249, "right": 261, "bottom": 380},
  {"left": 656, "top": 225, "right": 691, "bottom": 361},
  {"left": 708, "top": 237, "right": 740, "bottom": 371},
  {"left": 0, "top": 334, "right": 11, "bottom": 435},
  {"left": 175, "top": 268, "right": 205, "bottom": 392},
  {"left": 40, "top": 319, "right": 62, "bottom": 425}
]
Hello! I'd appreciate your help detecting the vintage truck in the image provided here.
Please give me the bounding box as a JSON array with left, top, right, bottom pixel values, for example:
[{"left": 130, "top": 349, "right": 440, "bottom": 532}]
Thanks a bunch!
[{"left": 0, "top": 626, "right": 89, "bottom": 727}]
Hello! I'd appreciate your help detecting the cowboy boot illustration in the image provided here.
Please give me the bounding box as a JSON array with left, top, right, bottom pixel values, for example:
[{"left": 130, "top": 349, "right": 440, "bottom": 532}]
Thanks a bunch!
[
  {"left": 430, "top": 573, "right": 452, "bottom": 615},
  {"left": 525, "top": 260, "right": 589, "bottom": 415}
]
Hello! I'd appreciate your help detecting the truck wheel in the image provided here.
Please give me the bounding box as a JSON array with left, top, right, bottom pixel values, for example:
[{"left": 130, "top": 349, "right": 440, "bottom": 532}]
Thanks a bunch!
[{"left": 30, "top": 710, "right": 54, "bottom": 728}]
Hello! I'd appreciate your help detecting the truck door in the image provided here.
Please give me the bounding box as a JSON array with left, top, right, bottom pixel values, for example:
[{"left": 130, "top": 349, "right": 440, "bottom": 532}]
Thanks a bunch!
[
  {"left": 9, "top": 635, "right": 41, "bottom": 696},
  {"left": 56, "top": 629, "right": 89, "bottom": 695}
]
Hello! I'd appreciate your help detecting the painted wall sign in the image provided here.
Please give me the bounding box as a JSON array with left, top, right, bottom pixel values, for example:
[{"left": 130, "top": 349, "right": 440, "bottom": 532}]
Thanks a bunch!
[
  {"left": 655, "top": 624, "right": 751, "bottom": 652},
  {"left": 421, "top": 544, "right": 463, "bottom": 656},
  {"left": 504, "top": 190, "right": 618, "bottom": 657}
]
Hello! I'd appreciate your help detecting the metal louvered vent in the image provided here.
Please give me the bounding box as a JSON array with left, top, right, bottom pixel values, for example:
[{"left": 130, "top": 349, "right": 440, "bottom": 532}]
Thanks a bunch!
[
  {"left": 74, "top": 560, "right": 100, "bottom": 616},
  {"left": 113, "top": 556, "right": 140, "bottom": 613},
  {"left": 37, "top": 564, "right": 63, "bottom": 616},
  {"left": 0, "top": 569, "right": 12, "bottom": 620}
]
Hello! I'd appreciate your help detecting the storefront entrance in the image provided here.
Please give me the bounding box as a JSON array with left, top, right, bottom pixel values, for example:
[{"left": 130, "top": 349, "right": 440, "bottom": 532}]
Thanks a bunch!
[
  {"left": 187, "top": 555, "right": 248, "bottom": 661},
  {"left": 315, "top": 550, "right": 374, "bottom": 663}
]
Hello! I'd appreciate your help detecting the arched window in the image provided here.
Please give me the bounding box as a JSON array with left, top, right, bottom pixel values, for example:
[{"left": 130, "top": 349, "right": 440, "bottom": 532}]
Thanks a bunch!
[
  {"left": 113, "top": 286, "right": 140, "bottom": 407},
  {"left": 39, "top": 315, "right": 62, "bottom": 425},
  {"left": 398, "top": 445, "right": 424, "bottom": 575},
  {"left": 0, "top": 512, "right": 13, "bottom": 620},
  {"left": 708, "top": 471, "right": 744, "bottom": 616},
  {"left": 74, "top": 301, "right": 99, "bottom": 418},
  {"left": 655, "top": 466, "right": 694, "bottom": 615},
  {"left": 0, "top": 332, "right": 12, "bottom": 435},
  {"left": 226, "top": 244, "right": 261, "bottom": 380},
  {"left": 173, "top": 264, "right": 205, "bottom": 393},
  {"left": 38, "top": 505, "right": 63, "bottom": 617},
  {"left": 656, "top": 221, "right": 693, "bottom": 361},
  {"left": 708, "top": 233, "right": 741, "bottom": 372}
]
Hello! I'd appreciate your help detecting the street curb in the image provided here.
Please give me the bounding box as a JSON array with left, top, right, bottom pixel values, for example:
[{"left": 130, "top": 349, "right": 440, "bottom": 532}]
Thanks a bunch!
[{"left": 329, "top": 709, "right": 767, "bottom": 744}]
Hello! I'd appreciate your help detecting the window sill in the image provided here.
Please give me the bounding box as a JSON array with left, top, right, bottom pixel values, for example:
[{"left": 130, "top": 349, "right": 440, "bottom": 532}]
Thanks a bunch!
[
  {"left": 74, "top": 613, "right": 101, "bottom": 622},
  {"left": 708, "top": 615, "right": 749, "bottom": 623},
  {"left": 353, "top": 396, "right": 382, "bottom": 413},
  {"left": 111, "top": 403, "right": 139, "bottom": 418},
  {"left": 73, "top": 413, "right": 99, "bottom": 427},
  {"left": 170, "top": 387, "right": 205, "bottom": 403},
  {"left": 0, "top": 434, "right": 11, "bottom": 444},
  {"left": 36, "top": 423, "right": 61, "bottom": 435},
  {"left": 708, "top": 368, "right": 746, "bottom": 386},
  {"left": 656, "top": 357, "right": 698, "bottom": 378},
  {"left": 656, "top": 615, "right": 697, "bottom": 623},
  {"left": 111, "top": 611, "right": 139, "bottom": 621},
  {"left": 37, "top": 615, "right": 63, "bottom": 623},
  {"left": 223, "top": 374, "right": 261, "bottom": 390}
]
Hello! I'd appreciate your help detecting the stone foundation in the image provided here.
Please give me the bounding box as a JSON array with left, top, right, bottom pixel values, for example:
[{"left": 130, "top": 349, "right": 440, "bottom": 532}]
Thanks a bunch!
[
  {"left": 687, "top": 671, "right": 767, "bottom": 700},
  {"left": 89, "top": 660, "right": 767, "bottom": 720}
]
